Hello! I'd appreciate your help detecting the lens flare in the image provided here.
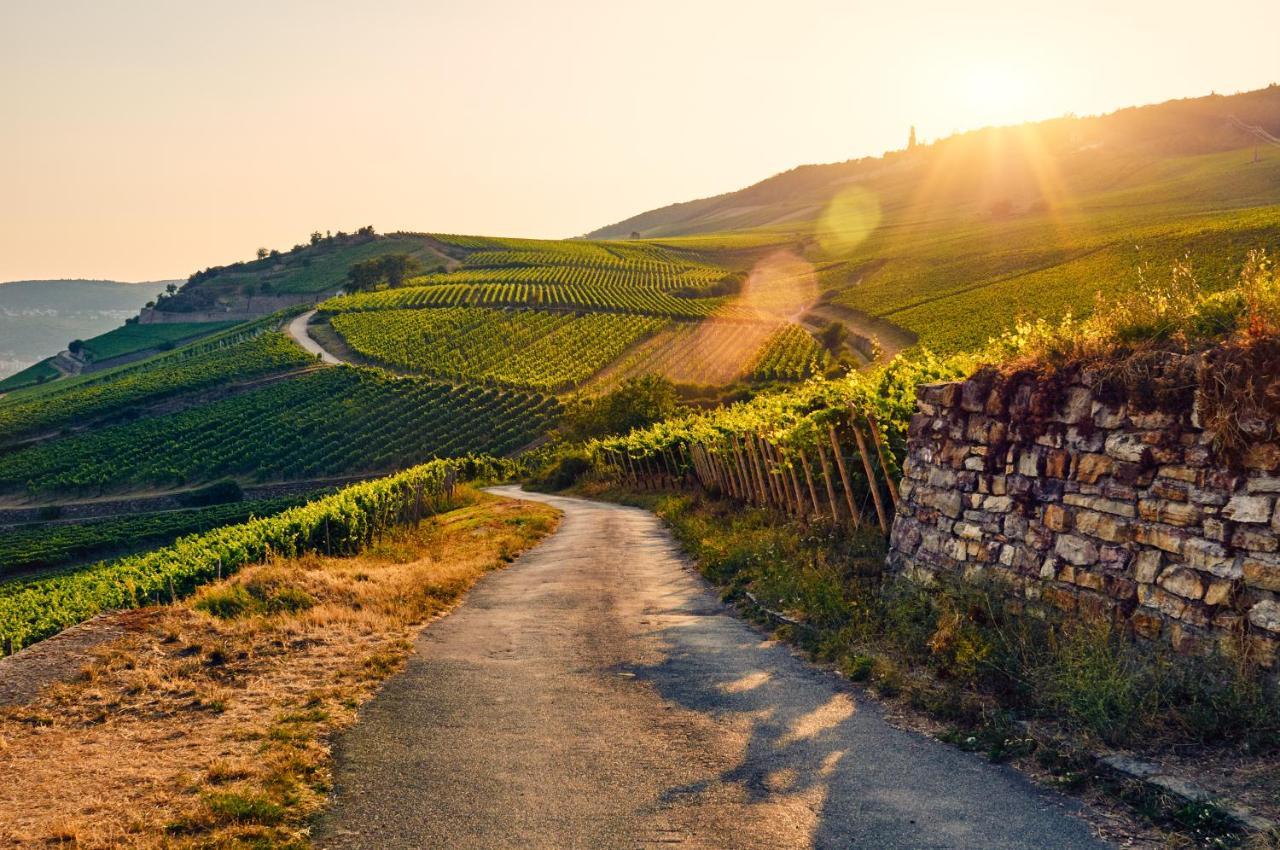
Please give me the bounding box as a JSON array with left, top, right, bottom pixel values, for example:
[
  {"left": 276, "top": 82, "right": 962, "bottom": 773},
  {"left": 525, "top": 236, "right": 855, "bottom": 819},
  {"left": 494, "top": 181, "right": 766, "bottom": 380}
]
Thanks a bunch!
[{"left": 816, "top": 187, "right": 881, "bottom": 256}]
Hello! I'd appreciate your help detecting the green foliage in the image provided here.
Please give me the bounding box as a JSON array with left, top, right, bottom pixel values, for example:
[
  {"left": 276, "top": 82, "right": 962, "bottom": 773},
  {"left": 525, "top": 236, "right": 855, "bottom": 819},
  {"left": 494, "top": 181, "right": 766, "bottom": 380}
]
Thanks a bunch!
[
  {"left": 0, "top": 359, "right": 60, "bottom": 393},
  {"left": 0, "top": 460, "right": 460, "bottom": 651},
  {"left": 747, "top": 324, "right": 827, "bottom": 381},
  {"left": 78, "top": 321, "right": 238, "bottom": 362},
  {"left": 0, "top": 496, "right": 307, "bottom": 579},
  {"left": 331, "top": 307, "right": 667, "bottom": 391},
  {"left": 982, "top": 249, "right": 1279, "bottom": 367},
  {"left": 346, "top": 253, "right": 421, "bottom": 291},
  {"left": 193, "top": 571, "right": 316, "bottom": 620},
  {"left": 562, "top": 374, "right": 683, "bottom": 441},
  {"left": 0, "top": 367, "right": 559, "bottom": 496},
  {"left": 0, "top": 333, "right": 313, "bottom": 443}
]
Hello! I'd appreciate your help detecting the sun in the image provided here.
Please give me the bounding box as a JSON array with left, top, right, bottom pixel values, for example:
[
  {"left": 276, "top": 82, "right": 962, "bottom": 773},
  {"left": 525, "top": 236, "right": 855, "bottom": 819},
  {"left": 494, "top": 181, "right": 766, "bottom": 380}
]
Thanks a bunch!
[{"left": 963, "top": 65, "right": 1030, "bottom": 122}]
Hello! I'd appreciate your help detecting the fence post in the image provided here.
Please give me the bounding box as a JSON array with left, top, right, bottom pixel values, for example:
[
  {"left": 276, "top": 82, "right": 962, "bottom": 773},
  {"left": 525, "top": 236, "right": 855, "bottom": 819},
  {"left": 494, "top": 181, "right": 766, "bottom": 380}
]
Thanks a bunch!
[
  {"left": 827, "top": 423, "right": 861, "bottom": 530},
  {"left": 815, "top": 439, "right": 842, "bottom": 522},
  {"left": 800, "top": 449, "right": 823, "bottom": 517},
  {"left": 865, "top": 412, "right": 900, "bottom": 509},
  {"left": 851, "top": 418, "right": 891, "bottom": 535}
]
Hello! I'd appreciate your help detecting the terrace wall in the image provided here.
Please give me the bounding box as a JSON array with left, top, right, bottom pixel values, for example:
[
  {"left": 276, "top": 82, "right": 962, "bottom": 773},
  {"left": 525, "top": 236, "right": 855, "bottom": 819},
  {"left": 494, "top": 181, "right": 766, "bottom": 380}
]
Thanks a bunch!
[{"left": 887, "top": 362, "right": 1280, "bottom": 669}]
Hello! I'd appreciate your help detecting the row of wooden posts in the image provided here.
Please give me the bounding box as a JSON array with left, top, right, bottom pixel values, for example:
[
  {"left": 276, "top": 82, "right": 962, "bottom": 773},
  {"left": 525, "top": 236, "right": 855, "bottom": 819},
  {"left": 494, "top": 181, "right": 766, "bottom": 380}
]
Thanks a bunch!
[{"left": 602, "top": 407, "right": 900, "bottom": 535}]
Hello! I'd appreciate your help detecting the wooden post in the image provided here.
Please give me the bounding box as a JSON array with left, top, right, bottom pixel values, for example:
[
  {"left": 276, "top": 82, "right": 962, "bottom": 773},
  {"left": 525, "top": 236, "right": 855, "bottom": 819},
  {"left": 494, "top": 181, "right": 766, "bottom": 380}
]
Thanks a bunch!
[
  {"left": 852, "top": 420, "right": 891, "bottom": 534},
  {"left": 746, "top": 435, "right": 769, "bottom": 506},
  {"left": 732, "top": 436, "right": 752, "bottom": 503},
  {"left": 786, "top": 459, "right": 806, "bottom": 519},
  {"left": 775, "top": 444, "right": 802, "bottom": 518},
  {"left": 800, "top": 449, "right": 823, "bottom": 517},
  {"left": 827, "top": 423, "right": 861, "bottom": 530},
  {"left": 761, "top": 440, "right": 782, "bottom": 506},
  {"left": 815, "top": 440, "right": 842, "bottom": 521},
  {"left": 865, "top": 412, "right": 900, "bottom": 509}
]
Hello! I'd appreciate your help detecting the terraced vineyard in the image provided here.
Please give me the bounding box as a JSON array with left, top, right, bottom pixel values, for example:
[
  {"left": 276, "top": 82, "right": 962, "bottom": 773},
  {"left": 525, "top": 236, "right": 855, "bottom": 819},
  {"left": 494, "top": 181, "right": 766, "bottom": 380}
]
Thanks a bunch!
[
  {"left": 747, "top": 325, "right": 827, "bottom": 381},
  {"left": 586, "top": 319, "right": 783, "bottom": 388},
  {"left": 0, "top": 495, "right": 308, "bottom": 579},
  {"left": 322, "top": 281, "right": 727, "bottom": 318},
  {"left": 0, "top": 332, "right": 314, "bottom": 443},
  {"left": 0, "top": 367, "right": 558, "bottom": 496},
  {"left": 331, "top": 307, "right": 667, "bottom": 390},
  {"left": 79, "top": 320, "right": 240, "bottom": 362}
]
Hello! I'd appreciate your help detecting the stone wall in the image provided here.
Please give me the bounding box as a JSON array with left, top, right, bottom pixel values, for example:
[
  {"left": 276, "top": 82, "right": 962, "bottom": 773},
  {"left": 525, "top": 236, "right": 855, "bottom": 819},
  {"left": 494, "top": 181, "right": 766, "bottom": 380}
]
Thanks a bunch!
[
  {"left": 888, "top": 368, "right": 1280, "bottom": 669},
  {"left": 139, "top": 290, "right": 337, "bottom": 324}
]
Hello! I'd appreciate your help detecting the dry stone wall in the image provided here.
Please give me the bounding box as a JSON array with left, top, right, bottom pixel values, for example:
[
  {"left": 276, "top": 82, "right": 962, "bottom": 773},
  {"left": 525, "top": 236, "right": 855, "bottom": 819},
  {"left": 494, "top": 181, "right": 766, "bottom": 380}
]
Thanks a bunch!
[{"left": 888, "top": 368, "right": 1280, "bottom": 669}]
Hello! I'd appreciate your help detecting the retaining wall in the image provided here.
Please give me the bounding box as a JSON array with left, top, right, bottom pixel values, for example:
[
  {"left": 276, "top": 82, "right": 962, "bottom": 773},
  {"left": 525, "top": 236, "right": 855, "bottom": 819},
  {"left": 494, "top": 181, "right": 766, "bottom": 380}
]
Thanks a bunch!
[{"left": 888, "top": 366, "right": 1280, "bottom": 668}]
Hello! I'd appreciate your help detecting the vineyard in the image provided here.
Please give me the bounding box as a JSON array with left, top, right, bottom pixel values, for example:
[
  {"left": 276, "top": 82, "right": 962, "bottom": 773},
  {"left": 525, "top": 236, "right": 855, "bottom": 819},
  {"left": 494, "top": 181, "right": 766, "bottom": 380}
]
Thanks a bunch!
[
  {"left": 0, "top": 495, "right": 308, "bottom": 579},
  {"left": 0, "top": 333, "right": 314, "bottom": 444},
  {"left": 321, "top": 281, "right": 727, "bottom": 319},
  {"left": 0, "top": 366, "right": 558, "bottom": 496},
  {"left": 590, "top": 352, "right": 966, "bottom": 531},
  {"left": 330, "top": 307, "right": 668, "bottom": 390},
  {"left": 746, "top": 325, "right": 827, "bottom": 381},
  {"left": 585, "top": 319, "right": 782, "bottom": 388},
  {"left": 0, "top": 460, "right": 461, "bottom": 652},
  {"left": 79, "top": 320, "right": 240, "bottom": 362}
]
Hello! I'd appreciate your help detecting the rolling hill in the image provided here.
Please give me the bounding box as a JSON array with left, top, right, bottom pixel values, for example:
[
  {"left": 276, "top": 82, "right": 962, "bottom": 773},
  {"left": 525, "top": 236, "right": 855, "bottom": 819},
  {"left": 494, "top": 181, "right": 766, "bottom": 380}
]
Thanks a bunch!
[{"left": 0, "top": 279, "right": 172, "bottom": 380}]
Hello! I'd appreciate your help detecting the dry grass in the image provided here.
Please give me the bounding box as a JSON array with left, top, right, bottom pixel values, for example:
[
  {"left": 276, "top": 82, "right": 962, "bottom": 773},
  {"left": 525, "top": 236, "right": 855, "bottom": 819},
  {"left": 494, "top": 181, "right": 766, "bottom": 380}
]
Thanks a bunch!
[{"left": 0, "top": 489, "right": 559, "bottom": 849}]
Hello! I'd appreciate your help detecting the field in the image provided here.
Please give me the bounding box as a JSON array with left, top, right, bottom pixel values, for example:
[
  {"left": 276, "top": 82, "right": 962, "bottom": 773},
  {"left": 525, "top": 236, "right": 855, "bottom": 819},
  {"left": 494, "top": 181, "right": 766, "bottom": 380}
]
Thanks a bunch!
[
  {"left": 0, "top": 496, "right": 308, "bottom": 579},
  {"left": 331, "top": 307, "right": 668, "bottom": 390},
  {"left": 0, "top": 367, "right": 557, "bottom": 497},
  {"left": 747, "top": 324, "right": 827, "bottom": 381},
  {"left": 78, "top": 321, "right": 239, "bottom": 362},
  {"left": 0, "top": 332, "right": 314, "bottom": 443},
  {"left": 0, "top": 359, "right": 60, "bottom": 394},
  {"left": 586, "top": 319, "right": 783, "bottom": 388}
]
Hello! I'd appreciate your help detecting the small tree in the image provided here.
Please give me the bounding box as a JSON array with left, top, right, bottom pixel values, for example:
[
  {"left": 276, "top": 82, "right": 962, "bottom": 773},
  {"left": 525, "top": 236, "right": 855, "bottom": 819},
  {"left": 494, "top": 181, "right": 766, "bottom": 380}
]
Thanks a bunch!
[
  {"left": 165, "top": 282, "right": 178, "bottom": 295},
  {"left": 310, "top": 230, "right": 324, "bottom": 245},
  {"left": 68, "top": 339, "right": 84, "bottom": 355},
  {"left": 256, "top": 247, "right": 269, "bottom": 260}
]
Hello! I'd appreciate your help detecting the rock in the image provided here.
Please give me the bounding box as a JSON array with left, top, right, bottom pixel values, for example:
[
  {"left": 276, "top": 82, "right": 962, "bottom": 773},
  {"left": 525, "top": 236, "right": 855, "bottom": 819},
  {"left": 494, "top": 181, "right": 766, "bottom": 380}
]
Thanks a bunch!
[
  {"left": 1243, "top": 555, "right": 1280, "bottom": 592},
  {"left": 1246, "top": 475, "right": 1280, "bottom": 493},
  {"left": 1073, "top": 509, "right": 1132, "bottom": 543},
  {"left": 1063, "top": 492, "right": 1137, "bottom": 518},
  {"left": 1054, "top": 386, "right": 1093, "bottom": 424},
  {"left": 1247, "top": 598, "right": 1280, "bottom": 633},
  {"left": 1158, "top": 567, "right": 1204, "bottom": 600},
  {"left": 1105, "top": 432, "right": 1151, "bottom": 464},
  {"left": 1184, "top": 538, "right": 1240, "bottom": 578},
  {"left": 1134, "top": 550, "right": 1163, "bottom": 584},
  {"left": 1043, "top": 504, "right": 1072, "bottom": 532},
  {"left": 1132, "top": 522, "right": 1187, "bottom": 555},
  {"left": 1223, "top": 494, "right": 1274, "bottom": 524},
  {"left": 1054, "top": 534, "right": 1099, "bottom": 566},
  {"left": 1137, "top": 499, "right": 1201, "bottom": 528},
  {"left": 1074, "top": 453, "right": 1113, "bottom": 484},
  {"left": 1203, "top": 579, "right": 1234, "bottom": 607}
]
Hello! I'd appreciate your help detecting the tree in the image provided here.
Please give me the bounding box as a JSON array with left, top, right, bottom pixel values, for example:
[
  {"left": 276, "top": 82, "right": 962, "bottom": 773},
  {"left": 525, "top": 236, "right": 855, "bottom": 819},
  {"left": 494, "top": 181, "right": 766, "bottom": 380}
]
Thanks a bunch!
[
  {"left": 256, "top": 247, "right": 269, "bottom": 260},
  {"left": 165, "top": 283, "right": 178, "bottom": 295},
  {"left": 345, "top": 254, "right": 421, "bottom": 291},
  {"left": 908, "top": 125, "right": 918, "bottom": 150},
  {"left": 68, "top": 339, "right": 84, "bottom": 355},
  {"left": 561, "top": 375, "right": 682, "bottom": 441},
  {"left": 630, "top": 231, "right": 641, "bottom": 239},
  {"left": 310, "top": 231, "right": 324, "bottom": 245}
]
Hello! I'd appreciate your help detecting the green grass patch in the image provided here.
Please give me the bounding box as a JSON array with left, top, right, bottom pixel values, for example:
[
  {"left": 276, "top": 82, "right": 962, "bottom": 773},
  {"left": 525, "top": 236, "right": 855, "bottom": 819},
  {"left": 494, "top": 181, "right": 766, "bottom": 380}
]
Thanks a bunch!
[{"left": 79, "top": 321, "right": 238, "bottom": 362}]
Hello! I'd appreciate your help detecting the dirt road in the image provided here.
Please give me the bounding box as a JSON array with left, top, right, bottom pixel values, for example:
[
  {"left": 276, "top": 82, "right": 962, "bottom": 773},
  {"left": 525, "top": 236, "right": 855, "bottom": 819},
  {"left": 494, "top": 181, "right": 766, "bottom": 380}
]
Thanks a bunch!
[
  {"left": 315, "top": 488, "right": 1109, "bottom": 849},
  {"left": 287, "top": 309, "right": 343, "bottom": 364}
]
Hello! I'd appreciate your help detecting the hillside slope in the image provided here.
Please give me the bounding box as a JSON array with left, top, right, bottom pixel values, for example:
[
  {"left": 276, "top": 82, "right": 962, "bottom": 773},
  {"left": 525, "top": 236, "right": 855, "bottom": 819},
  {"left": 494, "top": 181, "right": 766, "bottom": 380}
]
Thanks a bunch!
[
  {"left": 0, "top": 279, "right": 171, "bottom": 378},
  {"left": 588, "top": 86, "right": 1280, "bottom": 353}
]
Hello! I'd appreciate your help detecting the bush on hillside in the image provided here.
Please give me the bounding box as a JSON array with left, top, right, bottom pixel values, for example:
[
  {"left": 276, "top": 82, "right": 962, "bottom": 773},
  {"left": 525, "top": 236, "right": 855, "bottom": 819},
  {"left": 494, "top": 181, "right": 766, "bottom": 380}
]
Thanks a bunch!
[{"left": 561, "top": 375, "right": 683, "bottom": 441}]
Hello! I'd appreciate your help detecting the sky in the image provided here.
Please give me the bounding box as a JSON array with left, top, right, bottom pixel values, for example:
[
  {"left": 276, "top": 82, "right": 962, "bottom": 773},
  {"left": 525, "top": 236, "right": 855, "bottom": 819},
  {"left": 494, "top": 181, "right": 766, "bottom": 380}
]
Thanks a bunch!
[{"left": 2, "top": 0, "right": 1278, "bottom": 282}]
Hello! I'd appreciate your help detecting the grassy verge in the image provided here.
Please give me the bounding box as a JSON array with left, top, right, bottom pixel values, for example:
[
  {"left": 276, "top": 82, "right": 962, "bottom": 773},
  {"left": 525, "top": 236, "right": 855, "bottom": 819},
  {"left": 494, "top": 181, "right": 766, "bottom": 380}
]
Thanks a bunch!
[
  {"left": 584, "top": 484, "right": 1280, "bottom": 848},
  {"left": 0, "top": 489, "right": 559, "bottom": 848}
]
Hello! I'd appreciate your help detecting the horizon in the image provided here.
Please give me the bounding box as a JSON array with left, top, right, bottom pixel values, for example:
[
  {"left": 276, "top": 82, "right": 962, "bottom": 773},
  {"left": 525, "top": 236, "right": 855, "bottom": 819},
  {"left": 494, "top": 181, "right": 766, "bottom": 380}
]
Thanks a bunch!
[{"left": 3, "top": 0, "right": 1279, "bottom": 282}]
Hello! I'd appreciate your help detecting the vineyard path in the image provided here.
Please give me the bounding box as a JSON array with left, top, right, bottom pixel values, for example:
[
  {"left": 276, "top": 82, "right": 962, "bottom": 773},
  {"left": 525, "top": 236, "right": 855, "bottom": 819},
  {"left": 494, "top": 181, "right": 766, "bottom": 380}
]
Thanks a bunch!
[
  {"left": 287, "top": 309, "right": 344, "bottom": 365},
  {"left": 314, "top": 487, "right": 1110, "bottom": 850}
]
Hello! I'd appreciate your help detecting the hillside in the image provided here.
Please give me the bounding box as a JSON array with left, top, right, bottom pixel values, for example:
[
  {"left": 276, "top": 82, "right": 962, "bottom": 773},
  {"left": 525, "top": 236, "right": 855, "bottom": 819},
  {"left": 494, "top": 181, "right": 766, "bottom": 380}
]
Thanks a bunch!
[
  {"left": 0, "top": 279, "right": 171, "bottom": 379},
  {"left": 589, "top": 85, "right": 1280, "bottom": 352}
]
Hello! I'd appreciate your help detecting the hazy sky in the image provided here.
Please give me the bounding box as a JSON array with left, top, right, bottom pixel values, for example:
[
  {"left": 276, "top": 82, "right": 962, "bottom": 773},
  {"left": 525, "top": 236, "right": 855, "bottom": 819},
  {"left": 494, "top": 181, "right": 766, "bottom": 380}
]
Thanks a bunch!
[{"left": 2, "top": 0, "right": 1278, "bottom": 282}]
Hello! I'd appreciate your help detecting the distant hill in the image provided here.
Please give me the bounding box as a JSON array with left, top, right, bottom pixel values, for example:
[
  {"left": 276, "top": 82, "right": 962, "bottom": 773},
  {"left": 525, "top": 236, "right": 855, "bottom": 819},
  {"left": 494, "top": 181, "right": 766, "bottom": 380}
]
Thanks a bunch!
[
  {"left": 0, "top": 279, "right": 172, "bottom": 377},
  {"left": 586, "top": 85, "right": 1280, "bottom": 353},
  {"left": 589, "top": 85, "right": 1280, "bottom": 240}
]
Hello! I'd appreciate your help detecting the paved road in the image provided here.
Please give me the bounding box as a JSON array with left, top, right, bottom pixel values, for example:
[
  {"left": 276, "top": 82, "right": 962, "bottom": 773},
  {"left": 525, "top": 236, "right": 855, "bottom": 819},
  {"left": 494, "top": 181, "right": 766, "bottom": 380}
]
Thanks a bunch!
[
  {"left": 287, "top": 309, "right": 342, "bottom": 364},
  {"left": 315, "top": 488, "right": 1109, "bottom": 850}
]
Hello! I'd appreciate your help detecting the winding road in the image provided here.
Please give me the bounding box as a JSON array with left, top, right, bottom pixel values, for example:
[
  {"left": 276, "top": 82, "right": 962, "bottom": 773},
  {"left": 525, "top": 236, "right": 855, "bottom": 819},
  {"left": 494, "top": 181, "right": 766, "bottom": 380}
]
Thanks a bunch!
[
  {"left": 287, "top": 309, "right": 343, "bottom": 365},
  {"left": 315, "top": 488, "right": 1110, "bottom": 849}
]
